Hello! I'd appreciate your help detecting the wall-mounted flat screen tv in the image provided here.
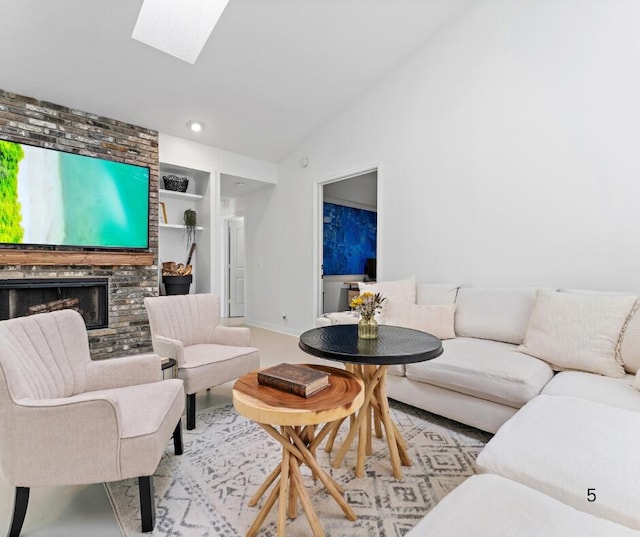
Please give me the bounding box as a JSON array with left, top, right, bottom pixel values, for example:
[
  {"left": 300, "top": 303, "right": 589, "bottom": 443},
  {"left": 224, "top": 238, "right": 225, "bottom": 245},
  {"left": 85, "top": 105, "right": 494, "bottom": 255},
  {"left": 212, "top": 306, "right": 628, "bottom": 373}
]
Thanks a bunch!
[{"left": 0, "top": 140, "right": 150, "bottom": 250}]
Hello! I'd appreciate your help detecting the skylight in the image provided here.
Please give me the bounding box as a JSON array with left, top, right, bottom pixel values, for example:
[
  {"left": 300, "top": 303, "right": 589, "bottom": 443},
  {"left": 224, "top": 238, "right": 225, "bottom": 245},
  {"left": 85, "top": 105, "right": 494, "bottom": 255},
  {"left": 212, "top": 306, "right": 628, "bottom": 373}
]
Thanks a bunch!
[{"left": 132, "top": 0, "right": 230, "bottom": 64}]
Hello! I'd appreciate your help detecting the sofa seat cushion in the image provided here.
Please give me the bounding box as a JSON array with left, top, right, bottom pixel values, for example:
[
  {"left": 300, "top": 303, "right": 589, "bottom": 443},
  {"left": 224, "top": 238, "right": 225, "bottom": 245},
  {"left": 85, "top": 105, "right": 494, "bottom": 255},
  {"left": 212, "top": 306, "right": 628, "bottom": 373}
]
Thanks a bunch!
[
  {"left": 541, "top": 370, "right": 640, "bottom": 412},
  {"left": 405, "top": 337, "right": 553, "bottom": 408},
  {"left": 406, "top": 474, "right": 640, "bottom": 537},
  {"left": 476, "top": 395, "right": 640, "bottom": 530}
]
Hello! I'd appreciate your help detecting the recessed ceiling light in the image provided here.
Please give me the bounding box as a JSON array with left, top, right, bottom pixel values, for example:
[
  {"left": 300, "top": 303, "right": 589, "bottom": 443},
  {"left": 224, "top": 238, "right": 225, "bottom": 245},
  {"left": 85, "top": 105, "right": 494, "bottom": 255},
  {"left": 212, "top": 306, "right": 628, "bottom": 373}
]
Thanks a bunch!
[
  {"left": 132, "top": 0, "right": 230, "bottom": 64},
  {"left": 235, "top": 182, "right": 246, "bottom": 187},
  {"left": 187, "top": 121, "right": 204, "bottom": 132}
]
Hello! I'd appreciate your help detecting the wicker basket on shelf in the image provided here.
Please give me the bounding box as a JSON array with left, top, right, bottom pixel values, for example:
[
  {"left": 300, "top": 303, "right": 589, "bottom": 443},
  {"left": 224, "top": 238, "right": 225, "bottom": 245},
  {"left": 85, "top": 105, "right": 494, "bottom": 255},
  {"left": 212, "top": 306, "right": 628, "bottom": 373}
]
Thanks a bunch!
[{"left": 163, "top": 175, "right": 189, "bottom": 193}]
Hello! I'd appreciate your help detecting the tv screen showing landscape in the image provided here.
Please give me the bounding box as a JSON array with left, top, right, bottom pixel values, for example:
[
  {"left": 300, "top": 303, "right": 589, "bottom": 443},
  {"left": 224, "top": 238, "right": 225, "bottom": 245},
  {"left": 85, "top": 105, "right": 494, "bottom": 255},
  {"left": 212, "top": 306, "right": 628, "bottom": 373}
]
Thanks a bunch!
[{"left": 0, "top": 140, "right": 150, "bottom": 249}]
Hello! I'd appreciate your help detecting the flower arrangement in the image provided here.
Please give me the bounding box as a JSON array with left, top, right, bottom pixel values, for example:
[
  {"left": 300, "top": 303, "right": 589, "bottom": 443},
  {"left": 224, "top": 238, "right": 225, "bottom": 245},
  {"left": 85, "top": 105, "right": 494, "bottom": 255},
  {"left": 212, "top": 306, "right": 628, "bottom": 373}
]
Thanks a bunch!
[{"left": 350, "top": 291, "right": 385, "bottom": 320}]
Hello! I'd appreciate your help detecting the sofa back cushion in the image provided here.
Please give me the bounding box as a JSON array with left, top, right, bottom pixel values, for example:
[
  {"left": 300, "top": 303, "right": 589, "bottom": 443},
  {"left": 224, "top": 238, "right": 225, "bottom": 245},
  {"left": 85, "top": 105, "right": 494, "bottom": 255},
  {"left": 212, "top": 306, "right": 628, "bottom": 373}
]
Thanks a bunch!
[
  {"left": 358, "top": 277, "right": 416, "bottom": 304},
  {"left": 454, "top": 287, "right": 538, "bottom": 344},
  {"left": 560, "top": 289, "right": 640, "bottom": 374},
  {"left": 384, "top": 299, "right": 456, "bottom": 340},
  {"left": 621, "top": 306, "right": 640, "bottom": 373},
  {"left": 517, "top": 290, "right": 636, "bottom": 378},
  {"left": 358, "top": 277, "right": 416, "bottom": 323},
  {"left": 416, "top": 283, "right": 460, "bottom": 305}
]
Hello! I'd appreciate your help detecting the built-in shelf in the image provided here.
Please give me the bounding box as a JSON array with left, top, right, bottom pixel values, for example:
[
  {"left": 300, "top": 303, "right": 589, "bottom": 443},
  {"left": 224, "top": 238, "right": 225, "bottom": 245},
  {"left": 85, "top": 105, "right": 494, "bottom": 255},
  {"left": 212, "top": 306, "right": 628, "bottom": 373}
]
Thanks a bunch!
[
  {"left": 159, "top": 161, "right": 211, "bottom": 294},
  {"left": 159, "top": 223, "right": 204, "bottom": 230},
  {"left": 159, "top": 189, "right": 204, "bottom": 201}
]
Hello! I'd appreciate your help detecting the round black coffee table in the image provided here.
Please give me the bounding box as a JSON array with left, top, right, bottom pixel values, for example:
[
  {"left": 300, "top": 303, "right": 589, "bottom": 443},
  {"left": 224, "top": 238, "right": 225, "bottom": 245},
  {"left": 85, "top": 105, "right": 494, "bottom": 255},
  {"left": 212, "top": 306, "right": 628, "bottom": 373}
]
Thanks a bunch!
[{"left": 299, "top": 324, "right": 443, "bottom": 479}]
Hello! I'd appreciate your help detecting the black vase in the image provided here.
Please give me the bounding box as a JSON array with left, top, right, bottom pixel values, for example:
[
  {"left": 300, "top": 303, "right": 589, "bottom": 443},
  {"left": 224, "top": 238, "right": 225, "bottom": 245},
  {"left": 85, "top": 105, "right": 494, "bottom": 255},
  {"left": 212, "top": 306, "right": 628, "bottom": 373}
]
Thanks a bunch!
[{"left": 163, "top": 275, "right": 192, "bottom": 295}]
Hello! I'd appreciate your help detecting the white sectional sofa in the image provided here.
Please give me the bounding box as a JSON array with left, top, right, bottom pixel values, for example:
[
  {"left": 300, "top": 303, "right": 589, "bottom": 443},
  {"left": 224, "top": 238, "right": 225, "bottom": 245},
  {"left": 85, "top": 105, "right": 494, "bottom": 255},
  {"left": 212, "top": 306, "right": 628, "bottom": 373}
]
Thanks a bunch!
[
  {"left": 318, "top": 278, "right": 640, "bottom": 533},
  {"left": 407, "top": 473, "right": 640, "bottom": 536},
  {"left": 385, "top": 285, "right": 556, "bottom": 433},
  {"left": 318, "top": 280, "right": 640, "bottom": 432}
]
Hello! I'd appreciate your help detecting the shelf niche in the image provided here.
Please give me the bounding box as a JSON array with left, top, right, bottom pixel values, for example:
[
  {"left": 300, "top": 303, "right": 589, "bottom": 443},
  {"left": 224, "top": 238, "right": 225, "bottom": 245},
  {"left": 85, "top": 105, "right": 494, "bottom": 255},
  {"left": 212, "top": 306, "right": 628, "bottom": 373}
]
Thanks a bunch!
[{"left": 159, "top": 162, "right": 211, "bottom": 294}]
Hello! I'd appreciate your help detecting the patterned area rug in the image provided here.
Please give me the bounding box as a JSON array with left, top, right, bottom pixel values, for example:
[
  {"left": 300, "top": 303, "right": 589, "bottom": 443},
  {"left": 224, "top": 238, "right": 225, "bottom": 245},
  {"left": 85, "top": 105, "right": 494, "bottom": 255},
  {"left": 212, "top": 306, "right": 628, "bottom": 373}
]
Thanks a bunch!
[{"left": 105, "top": 401, "right": 491, "bottom": 537}]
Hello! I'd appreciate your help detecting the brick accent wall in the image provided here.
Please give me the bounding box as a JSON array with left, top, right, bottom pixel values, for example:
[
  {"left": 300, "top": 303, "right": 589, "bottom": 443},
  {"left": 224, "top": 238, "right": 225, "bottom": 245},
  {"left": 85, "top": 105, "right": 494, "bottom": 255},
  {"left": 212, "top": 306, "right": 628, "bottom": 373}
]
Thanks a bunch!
[{"left": 0, "top": 90, "right": 159, "bottom": 359}]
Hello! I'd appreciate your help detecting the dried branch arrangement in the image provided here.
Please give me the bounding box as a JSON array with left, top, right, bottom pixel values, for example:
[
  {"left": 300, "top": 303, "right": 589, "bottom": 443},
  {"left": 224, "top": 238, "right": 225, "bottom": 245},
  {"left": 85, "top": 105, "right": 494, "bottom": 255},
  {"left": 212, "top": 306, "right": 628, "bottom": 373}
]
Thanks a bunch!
[{"left": 161, "top": 261, "right": 192, "bottom": 276}]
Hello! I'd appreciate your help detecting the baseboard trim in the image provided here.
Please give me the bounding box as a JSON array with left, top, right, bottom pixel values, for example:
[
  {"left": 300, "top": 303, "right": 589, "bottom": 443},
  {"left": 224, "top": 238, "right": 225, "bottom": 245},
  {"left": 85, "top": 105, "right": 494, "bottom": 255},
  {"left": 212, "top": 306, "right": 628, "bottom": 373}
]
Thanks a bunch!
[{"left": 244, "top": 319, "right": 303, "bottom": 337}]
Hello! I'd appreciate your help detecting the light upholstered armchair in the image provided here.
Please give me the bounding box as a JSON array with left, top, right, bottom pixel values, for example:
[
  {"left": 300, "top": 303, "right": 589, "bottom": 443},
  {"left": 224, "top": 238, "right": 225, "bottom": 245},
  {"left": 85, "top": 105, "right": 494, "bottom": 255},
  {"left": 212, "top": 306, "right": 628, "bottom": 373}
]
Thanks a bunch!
[
  {"left": 144, "top": 293, "right": 260, "bottom": 429},
  {"left": 0, "top": 310, "right": 185, "bottom": 536}
]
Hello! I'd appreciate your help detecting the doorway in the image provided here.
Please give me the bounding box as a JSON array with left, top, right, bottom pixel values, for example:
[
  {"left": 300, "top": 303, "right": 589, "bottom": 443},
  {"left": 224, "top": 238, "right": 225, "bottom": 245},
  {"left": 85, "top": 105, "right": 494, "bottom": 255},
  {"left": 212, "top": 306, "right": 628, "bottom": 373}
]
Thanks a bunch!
[
  {"left": 225, "top": 216, "right": 245, "bottom": 317},
  {"left": 318, "top": 169, "right": 378, "bottom": 315},
  {"left": 219, "top": 172, "right": 274, "bottom": 319}
]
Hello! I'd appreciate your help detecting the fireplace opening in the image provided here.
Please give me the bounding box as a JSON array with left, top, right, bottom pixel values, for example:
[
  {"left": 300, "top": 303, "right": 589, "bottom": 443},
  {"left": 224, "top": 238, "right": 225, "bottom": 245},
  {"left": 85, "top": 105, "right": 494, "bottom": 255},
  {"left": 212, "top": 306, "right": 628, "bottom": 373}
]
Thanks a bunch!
[{"left": 0, "top": 278, "right": 109, "bottom": 329}]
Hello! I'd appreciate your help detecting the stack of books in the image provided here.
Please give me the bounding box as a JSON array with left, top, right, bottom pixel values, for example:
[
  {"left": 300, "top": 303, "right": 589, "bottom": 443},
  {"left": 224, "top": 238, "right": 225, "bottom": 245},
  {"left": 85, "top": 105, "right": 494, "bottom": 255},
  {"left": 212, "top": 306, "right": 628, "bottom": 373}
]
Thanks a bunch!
[{"left": 257, "top": 363, "right": 330, "bottom": 398}]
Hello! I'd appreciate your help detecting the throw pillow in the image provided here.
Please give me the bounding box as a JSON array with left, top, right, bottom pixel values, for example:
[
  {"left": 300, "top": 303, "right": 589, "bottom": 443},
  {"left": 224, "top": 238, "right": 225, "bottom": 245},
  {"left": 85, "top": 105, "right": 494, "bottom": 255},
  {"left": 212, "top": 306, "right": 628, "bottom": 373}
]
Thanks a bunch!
[
  {"left": 384, "top": 299, "right": 456, "bottom": 340},
  {"left": 517, "top": 289, "right": 636, "bottom": 378},
  {"left": 620, "top": 300, "right": 640, "bottom": 374},
  {"left": 560, "top": 289, "right": 640, "bottom": 374},
  {"left": 358, "top": 277, "right": 416, "bottom": 304},
  {"left": 358, "top": 277, "right": 416, "bottom": 322}
]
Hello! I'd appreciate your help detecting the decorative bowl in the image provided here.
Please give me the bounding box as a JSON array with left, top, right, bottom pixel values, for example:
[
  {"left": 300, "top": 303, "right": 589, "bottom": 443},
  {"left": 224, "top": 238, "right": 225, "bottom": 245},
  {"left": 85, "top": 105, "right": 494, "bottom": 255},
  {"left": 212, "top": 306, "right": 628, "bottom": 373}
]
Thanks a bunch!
[{"left": 163, "top": 175, "right": 189, "bottom": 193}]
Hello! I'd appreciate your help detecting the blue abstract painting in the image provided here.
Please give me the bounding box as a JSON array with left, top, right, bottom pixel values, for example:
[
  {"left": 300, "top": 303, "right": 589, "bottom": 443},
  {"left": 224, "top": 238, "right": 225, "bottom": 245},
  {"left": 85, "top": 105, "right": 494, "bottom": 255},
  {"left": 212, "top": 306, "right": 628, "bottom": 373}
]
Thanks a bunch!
[{"left": 323, "top": 202, "right": 376, "bottom": 275}]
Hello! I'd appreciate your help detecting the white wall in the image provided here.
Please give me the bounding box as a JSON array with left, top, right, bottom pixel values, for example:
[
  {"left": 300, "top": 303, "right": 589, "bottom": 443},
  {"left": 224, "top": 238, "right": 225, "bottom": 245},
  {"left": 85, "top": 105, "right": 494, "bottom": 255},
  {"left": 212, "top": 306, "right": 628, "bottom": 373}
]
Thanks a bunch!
[
  {"left": 159, "top": 133, "right": 277, "bottom": 299},
  {"left": 160, "top": 134, "right": 278, "bottom": 185},
  {"left": 245, "top": 0, "right": 640, "bottom": 334}
]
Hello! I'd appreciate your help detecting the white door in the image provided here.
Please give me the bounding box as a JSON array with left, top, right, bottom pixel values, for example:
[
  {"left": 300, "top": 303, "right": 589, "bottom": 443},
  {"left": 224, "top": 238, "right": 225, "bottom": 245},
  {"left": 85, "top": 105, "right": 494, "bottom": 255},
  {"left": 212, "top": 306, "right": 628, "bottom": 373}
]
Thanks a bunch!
[{"left": 228, "top": 218, "right": 245, "bottom": 317}]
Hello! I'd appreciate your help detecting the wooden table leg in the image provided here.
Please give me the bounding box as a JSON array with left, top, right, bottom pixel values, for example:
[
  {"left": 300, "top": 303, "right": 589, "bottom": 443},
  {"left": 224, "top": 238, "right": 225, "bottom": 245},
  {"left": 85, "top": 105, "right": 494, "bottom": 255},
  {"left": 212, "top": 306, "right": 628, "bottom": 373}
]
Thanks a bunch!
[
  {"left": 288, "top": 427, "right": 299, "bottom": 519},
  {"left": 248, "top": 421, "right": 357, "bottom": 537},
  {"left": 376, "top": 369, "right": 403, "bottom": 479},
  {"left": 373, "top": 402, "right": 383, "bottom": 439},
  {"left": 277, "top": 447, "right": 290, "bottom": 537},
  {"left": 302, "top": 425, "right": 318, "bottom": 482},
  {"left": 368, "top": 384, "right": 412, "bottom": 468},
  {"left": 246, "top": 472, "right": 282, "bottom": 537},
  {"left": 285, "top": 426, "right": 357, "bottom": 522},
  {"left": 365, "top": 365, "right": 375, "bottom": 456},
  {"left": 332, "top": 366, "right": 386, "bottom": 469},
  {"left": 332, "top": 364, "right": 412, "bottom": 479},
  {"left": 324, "top": 417, "right": 345, "bottom": 453},
  {"left": 289, "top": 457, "right": 324, "bottom": 537},
  {"left": 249, "top": 464, "right": 281, "bottom": 507},
  {"left": 356, "top": 407, "right": 367, "bottom": 478}
]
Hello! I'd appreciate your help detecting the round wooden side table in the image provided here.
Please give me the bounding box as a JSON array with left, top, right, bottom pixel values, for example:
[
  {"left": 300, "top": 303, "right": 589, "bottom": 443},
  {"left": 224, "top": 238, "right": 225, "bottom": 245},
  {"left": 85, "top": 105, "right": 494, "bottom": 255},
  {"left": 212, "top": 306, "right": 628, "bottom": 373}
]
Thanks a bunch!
[{"left": 233, "top": 364, "right": 364, "bottom": 537}]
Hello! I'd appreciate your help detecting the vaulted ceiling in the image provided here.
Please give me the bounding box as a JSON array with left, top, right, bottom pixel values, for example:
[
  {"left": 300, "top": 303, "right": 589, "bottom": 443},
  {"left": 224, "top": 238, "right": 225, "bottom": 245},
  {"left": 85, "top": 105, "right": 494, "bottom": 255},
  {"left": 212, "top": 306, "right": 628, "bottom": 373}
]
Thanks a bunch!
[{"left": 0, "top": 0, "right": 470, "bottom": 162}]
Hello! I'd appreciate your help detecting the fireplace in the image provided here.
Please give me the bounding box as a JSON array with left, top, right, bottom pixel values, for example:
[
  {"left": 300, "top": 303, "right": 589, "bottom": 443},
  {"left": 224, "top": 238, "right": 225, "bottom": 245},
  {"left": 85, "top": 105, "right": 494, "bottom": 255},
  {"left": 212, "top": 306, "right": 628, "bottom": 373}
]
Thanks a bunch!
[{"left": 0, "top": 278, "right": 109, "bottom": 330}]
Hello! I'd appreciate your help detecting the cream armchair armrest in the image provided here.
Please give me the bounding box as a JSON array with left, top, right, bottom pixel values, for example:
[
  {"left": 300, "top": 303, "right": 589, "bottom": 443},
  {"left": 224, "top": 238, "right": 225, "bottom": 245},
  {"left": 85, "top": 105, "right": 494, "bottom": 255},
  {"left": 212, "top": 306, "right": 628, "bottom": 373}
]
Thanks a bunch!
[
  {"left": 154, "top": 335, "right": 185, "bottom": 366},
  {"left": 4, "top": 394, "right": 122, "bottom": 487},
  {"left": 212, "top": 325, "right": 251, "bottom": 347},
  {"left": 85, "top": 353, "right": 162, "bottom": 392}
]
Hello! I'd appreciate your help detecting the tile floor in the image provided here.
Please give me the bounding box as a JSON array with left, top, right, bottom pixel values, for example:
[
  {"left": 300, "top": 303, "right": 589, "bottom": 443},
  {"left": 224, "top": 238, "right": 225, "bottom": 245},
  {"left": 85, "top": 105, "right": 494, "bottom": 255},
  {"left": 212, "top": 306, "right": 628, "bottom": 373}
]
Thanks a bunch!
[{"left": 0, "top": 326, "right": 331, "bottom": 537}]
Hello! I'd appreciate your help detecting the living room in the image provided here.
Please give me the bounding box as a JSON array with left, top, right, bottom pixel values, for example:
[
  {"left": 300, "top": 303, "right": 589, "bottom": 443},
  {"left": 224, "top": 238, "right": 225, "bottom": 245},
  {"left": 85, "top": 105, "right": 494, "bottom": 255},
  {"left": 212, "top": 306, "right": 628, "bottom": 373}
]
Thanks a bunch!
[{"left": 1, "top": 0, "right": 640, "bottom": 536}]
